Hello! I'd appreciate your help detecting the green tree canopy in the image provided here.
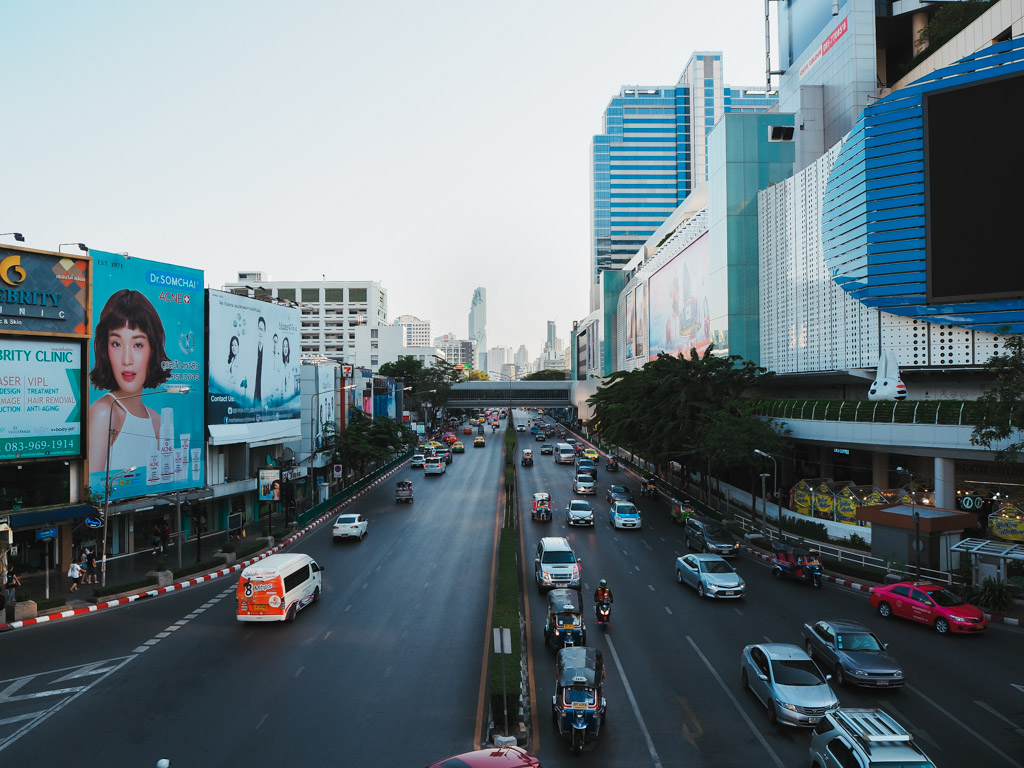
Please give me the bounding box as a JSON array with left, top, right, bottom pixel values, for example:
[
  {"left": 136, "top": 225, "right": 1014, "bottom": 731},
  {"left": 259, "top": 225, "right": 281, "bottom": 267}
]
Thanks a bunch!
[
  {"left": 523, "top": 369, "right": 567, "bottom": 381},
  {"left": 971, "top": 332, "right": 1024, "bottom": 462}
]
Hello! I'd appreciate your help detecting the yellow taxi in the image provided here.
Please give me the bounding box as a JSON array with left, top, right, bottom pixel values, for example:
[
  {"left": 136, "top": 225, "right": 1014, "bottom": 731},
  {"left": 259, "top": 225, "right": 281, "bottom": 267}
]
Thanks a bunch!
[
  {"left": 423, "top": 440, "right": 444, "bottom": 451},
  {"left": 452, "top": 441, "right": 465, "bottom": 453},
  {"left": 473, "top": 436, "right": 486, "bottom": 448},
  {"left": 582, "top": 448, "right": 600, "bottom": 461}
]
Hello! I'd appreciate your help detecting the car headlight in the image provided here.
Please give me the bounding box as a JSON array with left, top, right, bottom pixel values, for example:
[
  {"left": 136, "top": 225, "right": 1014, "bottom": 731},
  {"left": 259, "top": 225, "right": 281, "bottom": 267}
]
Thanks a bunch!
[
  {"left": 948, "top": 615, "right": 972, "bottom": 623},
  {"left": 774, "top": 698, "right": 797, "bottom": 712},
  {"left": 851, "top": 669, "right": 867, "bottom": 676}
]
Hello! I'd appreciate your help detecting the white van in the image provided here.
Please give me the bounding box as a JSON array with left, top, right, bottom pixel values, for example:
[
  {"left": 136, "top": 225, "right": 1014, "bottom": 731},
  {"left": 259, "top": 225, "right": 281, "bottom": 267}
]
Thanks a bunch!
[
  {"left": 236, "top": 553, "right": 323, "bottom": 623},
  {"left": 555, "top": 443, "right": 575, "bottom": 464}
]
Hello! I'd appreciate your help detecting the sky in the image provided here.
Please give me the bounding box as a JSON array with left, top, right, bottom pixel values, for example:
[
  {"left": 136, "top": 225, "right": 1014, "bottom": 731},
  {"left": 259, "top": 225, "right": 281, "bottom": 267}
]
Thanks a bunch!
[{"left": 1, "top": 0, "right": 775, "bottom": 359}]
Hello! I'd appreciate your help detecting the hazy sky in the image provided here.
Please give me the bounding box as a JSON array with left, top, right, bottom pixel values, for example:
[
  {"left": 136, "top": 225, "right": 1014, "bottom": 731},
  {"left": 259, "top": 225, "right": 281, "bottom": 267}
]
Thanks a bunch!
[{"left": 2, "top": 1, "right": 774, "bottom": 357}]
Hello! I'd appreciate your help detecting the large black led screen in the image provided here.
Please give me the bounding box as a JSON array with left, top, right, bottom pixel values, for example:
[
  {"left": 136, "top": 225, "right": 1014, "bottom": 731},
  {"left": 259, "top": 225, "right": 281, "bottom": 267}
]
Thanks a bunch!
[{"left": 925, "top": 72, "right": 1024, "bottom": 303}]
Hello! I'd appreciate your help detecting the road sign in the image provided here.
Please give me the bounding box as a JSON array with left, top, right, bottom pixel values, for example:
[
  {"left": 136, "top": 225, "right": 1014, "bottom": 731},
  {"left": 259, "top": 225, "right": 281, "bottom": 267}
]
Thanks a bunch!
[
  {"left": 960, "top": 494, "right": 982, "bottom": 510},
  {"left": 333, "top": 464, "right": 343, "bottom": 478},
  {"left": 493, "top": 627, "right": 512, "bottom": 654}
]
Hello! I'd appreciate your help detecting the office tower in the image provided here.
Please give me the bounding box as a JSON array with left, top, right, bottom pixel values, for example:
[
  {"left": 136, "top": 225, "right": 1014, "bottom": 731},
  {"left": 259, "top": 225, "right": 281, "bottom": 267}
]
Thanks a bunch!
[
  {"left": 468, "top": 287, "right": 487, "bottom": 372},
  {"left": 589, "top": 52, "right": 776, "bottom": 309},
  {"left": 544, "top": 321, "right": 561, "bottom": 353},
  {"left": 514, "top": 345, "right": 529, "bottom": 368},
  {"left": 394, "top": 314, "right": 431, "bottom": 347}
]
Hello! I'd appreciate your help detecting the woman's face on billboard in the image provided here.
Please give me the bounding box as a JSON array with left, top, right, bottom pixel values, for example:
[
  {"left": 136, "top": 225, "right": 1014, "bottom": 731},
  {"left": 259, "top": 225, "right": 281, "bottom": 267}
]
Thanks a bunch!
[{"left": 108, "top": 323, "right": 151, "bottom": 395}]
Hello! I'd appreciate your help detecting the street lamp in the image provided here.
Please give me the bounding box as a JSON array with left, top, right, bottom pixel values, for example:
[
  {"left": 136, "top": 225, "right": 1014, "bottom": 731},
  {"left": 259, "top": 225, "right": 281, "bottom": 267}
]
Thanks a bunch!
[
  {"left": 753, "top": 449, "right": 780, "bottom": 537},
  {"left": 897, "top": 466, "right": 921, "bottom": 578},
  {"left": 0, "top": 232, "right": 25, "bottom": 242},
  {"left": 58, "top": 242, "right": 89, "bottom": 253},
  {"left": 100, "top": 386, "right": 190, "bottom": 587}
]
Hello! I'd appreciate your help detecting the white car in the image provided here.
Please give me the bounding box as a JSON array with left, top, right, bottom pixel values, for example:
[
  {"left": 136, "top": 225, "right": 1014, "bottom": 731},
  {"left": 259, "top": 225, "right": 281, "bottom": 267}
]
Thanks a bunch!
[
  {"left": 567, "top": 500, "right": 594, "bottom": 526},
  {"left": 573, "top": 474, "right": 596, "bottom": 495},
  {"left": 424, "top": 457, "right": 446, "bottom": 475},
  {"left": 675, "top": 553, "right": 745, "bottom": 598},
  {"left": 333, "top": 513, "right": 368, "bottom": 542},
  {"left": 516, "top": 424, "right": 526, "bottom": 432},
  {"left": 410, "top": 454, "right": 426, "bottom": 469},
  {"left": 609, "top": 501, "right": 642, "bottom": 530}
]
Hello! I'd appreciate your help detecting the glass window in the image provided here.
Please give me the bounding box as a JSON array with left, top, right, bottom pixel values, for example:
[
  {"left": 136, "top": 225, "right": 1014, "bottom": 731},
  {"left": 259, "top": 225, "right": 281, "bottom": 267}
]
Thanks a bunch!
[
  {"left": 276, "top": 288, "right": 295, "bottom": 301},
  {"left": 301, "top": 288, "right": 319, "bottom": 303},
  {"left": 349, "top": 288, "right": 367, "bottom": 302},
  {"left": 324, "top": 288, "right": 343, "bottom": 302}
]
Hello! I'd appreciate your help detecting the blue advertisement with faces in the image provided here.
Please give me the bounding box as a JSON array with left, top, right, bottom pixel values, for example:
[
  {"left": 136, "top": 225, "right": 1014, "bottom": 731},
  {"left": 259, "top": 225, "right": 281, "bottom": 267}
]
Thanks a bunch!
[{"left": 87, "top": 251, "right": 205, "bottom": 501}]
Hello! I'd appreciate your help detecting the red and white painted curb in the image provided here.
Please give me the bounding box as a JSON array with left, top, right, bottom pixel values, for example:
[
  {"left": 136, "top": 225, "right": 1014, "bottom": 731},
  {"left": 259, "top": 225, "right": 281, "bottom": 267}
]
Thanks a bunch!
[{"left": 0, "top": 461, "right": 410, "bottom": 633}]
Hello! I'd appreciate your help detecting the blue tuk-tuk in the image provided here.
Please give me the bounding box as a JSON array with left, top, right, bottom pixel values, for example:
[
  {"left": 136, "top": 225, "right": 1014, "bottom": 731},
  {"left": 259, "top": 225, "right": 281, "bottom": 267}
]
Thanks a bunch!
[
  {"left": 544, "top": 588, "right": 586, "bottom": 650},
  {"left": 771, "top": 541, "right": 823, "bottom": 588},
  {"left": 551, "top": 646, "right": 606, "bottom": 754}
]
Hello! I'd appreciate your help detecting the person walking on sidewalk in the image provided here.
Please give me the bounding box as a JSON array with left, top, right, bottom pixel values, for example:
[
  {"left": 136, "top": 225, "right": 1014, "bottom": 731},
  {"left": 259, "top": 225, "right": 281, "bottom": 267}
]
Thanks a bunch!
[
  {"left": 68, "top": 560, "right": 83, "bottom": 592},
  {"left": 85, "top": 548, "right": 98, "bottom": 584},
  {"left": 4, "top": 563, "right": 20, "bottom": 604}
]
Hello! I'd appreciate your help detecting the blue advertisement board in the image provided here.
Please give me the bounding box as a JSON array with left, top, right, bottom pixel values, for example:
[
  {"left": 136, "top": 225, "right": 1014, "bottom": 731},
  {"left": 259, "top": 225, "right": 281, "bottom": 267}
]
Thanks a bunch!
[
  {"left": 0, "top": 246, "right": 90, "bottom": 336},
  {"left": 87, "top": 251, "right": 205, "bottom": 501}
]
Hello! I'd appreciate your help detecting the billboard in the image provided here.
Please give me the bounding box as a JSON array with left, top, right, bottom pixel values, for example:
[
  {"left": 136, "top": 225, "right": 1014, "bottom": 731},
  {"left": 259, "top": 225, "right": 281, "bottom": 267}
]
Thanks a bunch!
[
  {"left": 624, "top": 290, "right": 635, "bottom": 359},
  {"left": 0, "top": 246, "right": 90, "bottom": 336},
  {"left": 0, "top": 338, "right": 82, "bottom": 460},
  {"left": 87, "top": 251, "right": 205, "bottom": 501},
  {"left": 258, "top": 468, "right": 281, "bottom": 502},
  {"left": 207, "top": 290, "right": 301, "bottom": 443},
  {"left": 648, "top": 232, "right": 711, "bottom": 360},
  {"left": 311, "top": 363, "right": 338, "bottom": 467},
  {"left": 634, "top": 283, "right": 646, "bottom": 360}
]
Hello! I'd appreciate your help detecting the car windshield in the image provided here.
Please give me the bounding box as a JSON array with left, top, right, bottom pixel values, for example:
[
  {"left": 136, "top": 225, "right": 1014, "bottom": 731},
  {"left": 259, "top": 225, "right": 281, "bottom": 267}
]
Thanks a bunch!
[
  {"left": 576, "top": 476, "right": 592, "bottom": 483},
  {"left": 569, "top": 502, "right": 591, "bottom": 512},
  {"left": 610, "top": 486, "right": 626, "bottom": 494},
  {"left": 337, "top": 516, "right": 357, "bottom": 524},
  {"left": 615, "top": 504, "right": 637, "bottom": 515},
  {"left": 926, "top": 588, "right": 965, "bottom": 607},
  {"left": 836, "top": 633, "right": 883, "bottom": 651},
  {"left": 700, "top": 560, "right": 734, "bottom": 574},
  {"left": 561, "top": 688, "right": 596, "bottom": 708},
  {"left": 544, "top": 551, "right": 577, "bottom": 565},
  {"left": 771, "top": 658, "right": 826, "bottom": 686},
  {"left": 706, "top": 524, "right": 729, "bottom": 538}
]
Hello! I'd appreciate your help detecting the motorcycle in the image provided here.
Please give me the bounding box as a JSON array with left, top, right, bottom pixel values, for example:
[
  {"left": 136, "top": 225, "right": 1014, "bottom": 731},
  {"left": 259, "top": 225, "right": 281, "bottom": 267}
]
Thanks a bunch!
[
  {"left": 639, "top": 479, "right": 657, "bottom": 498},
  {"left": 595, "top": 601, "right": 611, "bottom": 629}
]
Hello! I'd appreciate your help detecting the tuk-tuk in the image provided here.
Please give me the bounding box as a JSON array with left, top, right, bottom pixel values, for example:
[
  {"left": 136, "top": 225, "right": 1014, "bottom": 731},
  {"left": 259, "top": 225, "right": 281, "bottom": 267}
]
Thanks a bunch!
[
  {"left": 639, "top": 477, "right": 658, "bottom": 498},
  {"left": 669, "top": 498, "right": 695, "bottom": 524},
  {"left": 395, "top": 480, "right": 414, "bottom": 504},
  {"left": 771, "top": 541, "right": 823, "bottom": 587},
  {"left": 552, "top": 646, "right": 606, "bottom": 754},
  {"left": 521, "top": 449, "right": 534, "bottom": 467},
  {"left": 544, "top": 588, "right": 586, "bottom": 650},
  {"left": 532, "top": 492, "right": 552, "bottom": 522}
]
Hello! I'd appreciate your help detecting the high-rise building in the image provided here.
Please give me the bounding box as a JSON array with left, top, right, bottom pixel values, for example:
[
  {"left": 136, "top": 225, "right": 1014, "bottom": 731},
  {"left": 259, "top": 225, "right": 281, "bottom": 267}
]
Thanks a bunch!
[
  {"left": 468, "top": 287, "right": 487, "bottom": 372},
  {"left": 393, "top": 314, "right": 431, "bottom": 347},
  {"left": 544, "top": 321, "right": 561, "bottom": 353},
  {"left": 589, "top": 52, "right": 776, "bottom": 309},
  {"left": 435, "top": 335, "right": 476, "bottom": 368},
  {"left": 487, "top": 346, "right": 512, "bottom": 379},
  {"left": 514, "top": 345, "right": 529, "bottom": 368}
]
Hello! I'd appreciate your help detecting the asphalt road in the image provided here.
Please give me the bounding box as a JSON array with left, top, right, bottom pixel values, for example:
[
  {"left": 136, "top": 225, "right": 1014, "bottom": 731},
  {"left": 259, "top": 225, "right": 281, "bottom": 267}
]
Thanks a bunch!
[{"left": 3, "top": 409, "right": 1022, "bottom": 768}]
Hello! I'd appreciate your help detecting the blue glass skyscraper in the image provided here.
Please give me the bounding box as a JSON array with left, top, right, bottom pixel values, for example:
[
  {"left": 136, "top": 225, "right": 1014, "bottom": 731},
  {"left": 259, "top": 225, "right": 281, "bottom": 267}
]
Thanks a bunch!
[{"left": 589, "top": 52, "right": 776, "bottom": 309}]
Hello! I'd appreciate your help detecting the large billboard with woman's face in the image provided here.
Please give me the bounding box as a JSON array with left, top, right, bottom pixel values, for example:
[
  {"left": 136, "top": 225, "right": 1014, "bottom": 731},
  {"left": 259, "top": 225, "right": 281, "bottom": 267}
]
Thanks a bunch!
[
  {"left": 87, "top": 251, "right": 205, "bottom": 501},
  {"left": 648, "top": 232, "right": 711, "bottom": 360},
  {"left": 207, "top": 290, "right": 301, "bottom": 444}
]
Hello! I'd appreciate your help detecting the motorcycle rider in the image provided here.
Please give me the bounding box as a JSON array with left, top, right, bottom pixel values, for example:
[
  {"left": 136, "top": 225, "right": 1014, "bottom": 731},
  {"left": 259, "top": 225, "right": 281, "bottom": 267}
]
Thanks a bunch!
[{"left": 594, "top": 579, "right": 613, "bottom": 621}]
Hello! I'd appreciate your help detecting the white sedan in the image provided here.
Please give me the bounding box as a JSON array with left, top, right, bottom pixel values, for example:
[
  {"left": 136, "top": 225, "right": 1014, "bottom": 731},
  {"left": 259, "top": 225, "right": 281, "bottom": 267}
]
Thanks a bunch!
[
  {"left": 573, "top": 474, "right": 596, "bottom": 495},
  {"left": 410, "top": 454, "right": 426, "bottom": 468},
  {"left": 333, "top": 513, "right": 368, "bottom": 542}
]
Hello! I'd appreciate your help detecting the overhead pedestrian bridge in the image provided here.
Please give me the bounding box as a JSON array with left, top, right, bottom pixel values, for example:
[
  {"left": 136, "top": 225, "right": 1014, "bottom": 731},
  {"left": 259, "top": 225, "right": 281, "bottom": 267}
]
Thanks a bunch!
[{"left": 447, "top": 380, "right": 597, "bottom": 411}]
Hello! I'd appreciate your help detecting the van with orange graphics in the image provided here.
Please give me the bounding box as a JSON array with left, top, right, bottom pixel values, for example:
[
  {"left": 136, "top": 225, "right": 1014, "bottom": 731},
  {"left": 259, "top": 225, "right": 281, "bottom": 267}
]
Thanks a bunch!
[{"left": 236, "top": 553, "right": 324, "bottom": 623}]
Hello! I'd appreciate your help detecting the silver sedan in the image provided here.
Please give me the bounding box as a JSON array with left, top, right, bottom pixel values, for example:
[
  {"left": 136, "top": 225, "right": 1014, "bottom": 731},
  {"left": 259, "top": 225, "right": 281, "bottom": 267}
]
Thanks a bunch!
[
  {"left": 740, "top": 643, "right": 838, "bottom": 727},
  {"left": 675, "top": 553, "right": 745, "bottom": 598}
]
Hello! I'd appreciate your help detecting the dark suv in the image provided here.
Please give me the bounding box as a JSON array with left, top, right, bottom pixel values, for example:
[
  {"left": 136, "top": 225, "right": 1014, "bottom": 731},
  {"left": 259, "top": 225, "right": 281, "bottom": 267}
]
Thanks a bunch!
[
  {"left": 684, "top": 517, "right": 739, "bottom": 558},
  {"left": 435, "top": 446, "right": 453, "bottom": 464},
  {"left": 575, "top": 458, "right": 597, "bottom": 479}
]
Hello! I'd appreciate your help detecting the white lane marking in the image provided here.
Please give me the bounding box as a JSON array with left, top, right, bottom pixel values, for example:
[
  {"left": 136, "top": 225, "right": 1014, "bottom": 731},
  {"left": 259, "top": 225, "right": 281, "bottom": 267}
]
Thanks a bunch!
[
  {"left": 323, "top": 631, "right": 332, "bottom": 640},
  {"left": 51, "top": 663, "right": 118, "bottom": 683},
  {"left": 604, "top": 635, "right": 663, "bottom": 768},
  {"left": 762, "top": 635, "right": 773, "bottom": 643},
  {"left": 294, "top": 666, "right": 305, "bottom": 678},
  {"left": 634, "top": 565, "right": 641, "bottom": 572},
  {"left": 144, "top": 639, "right": 160, "bottom": 646},
  {"left": 155, "top": 633, "right": 171, "bottom": 639},
  {"left": 174, "top": 620, "right": 188, "bottom": 626},
  {"left": 734, "top": 609, "right": 743, "bottom": 616},
  {"left": 648, "top": 584, "right": 655, "bottom": 591},
  {"left": 685, "top": 636, "right": 785, "bottom": 768},
  {"left": 184, "top": 613, "right": 199, "bottom": 619},
  {"left": 132, "top": 646, "right": 150, "bottom": 653},
  {"left": 974, "top": 699, "right": 1024, "bottom": 737},
  {"left": 0, "top": 686, "right": 85, "bottom": 702},
  {"left": 907, "top": 683, "right": 1023, "bottom": 768},
  {"left": 191, "top": 609, "right": 205, "bottom": 614},
  {"left": 345, "top": 605, "right": 352, "bottom": 612},
  {"left": 0, "top": 712, "right": 44, "bottom": 726},
  {"left": 164, "top": 625, "right": 182, "bottom": 632},
  {"left": 665, "top": 607, "right": 673, "bottom": 615},
  {"left": 256, "top": 714, "right": 268, "bottom": 730},
  {"left": 880, "top": 702, "right": 939, "bottom": 749}
]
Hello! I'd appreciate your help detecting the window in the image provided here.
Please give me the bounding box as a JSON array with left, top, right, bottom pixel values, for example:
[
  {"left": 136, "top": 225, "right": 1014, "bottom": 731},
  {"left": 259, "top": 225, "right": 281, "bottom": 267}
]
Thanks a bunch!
[
  {"left": 370, "top": 329, "right": 378, "bottom": 339},
  {"left": 825, "top": 738, "right": 859, "bottom": 768},
  {"left": 276, "top": 288, "right": 295, "bottom": 301},
  {"left": 370, "top": 356, "right": 378, "bottom": 365},
  {"left": 349, "top": 288, "right": 367, "bottom": 302},
  {"left": 301, "top": 288, "right": 320, "bottom": 303},
  {"left": 889, "top": 585, "right": 910, "bottom": 598},
  {"left": 283, "top": 565, "right": 310, "bottom": 593}
]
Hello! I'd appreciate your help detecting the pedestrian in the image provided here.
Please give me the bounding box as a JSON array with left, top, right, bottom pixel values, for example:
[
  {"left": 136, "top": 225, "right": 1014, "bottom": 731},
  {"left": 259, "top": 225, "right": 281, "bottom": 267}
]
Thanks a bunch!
[
  {"left": 68, "top": 560, "right": 83, "bottom": 592},
  {"left": 86, "top": 548, "right": 97, "bottom": 584},
  {"left": 160, "top": 522, "right": 171, "bottom": 555},
  {"left": 80, "top": 549, "right": 90, "bottom": 583},
  {"left": 5, "top": 562, "right": 20, "bottom": 605}
]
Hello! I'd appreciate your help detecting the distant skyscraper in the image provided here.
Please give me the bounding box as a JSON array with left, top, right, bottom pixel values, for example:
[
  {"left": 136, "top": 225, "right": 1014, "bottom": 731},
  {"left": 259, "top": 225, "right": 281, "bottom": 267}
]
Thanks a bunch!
[
  {"left": 514, "top": 345, "right": 529, "bottom": 368},
  {"left": 468, "top": 287, "right": 487, "bottom": 372},
  {"left": 589, "top": 52, "right": 776, "bottom": 309},
  {"left": 544, "top": 321, "right": 560, "bottom": 353}
]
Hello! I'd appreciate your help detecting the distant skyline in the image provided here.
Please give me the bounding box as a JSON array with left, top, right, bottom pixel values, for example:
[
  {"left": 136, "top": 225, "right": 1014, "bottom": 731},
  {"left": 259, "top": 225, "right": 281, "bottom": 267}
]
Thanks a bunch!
[{"left": 1, "top": 1, "right": 776, "bottom": 352}]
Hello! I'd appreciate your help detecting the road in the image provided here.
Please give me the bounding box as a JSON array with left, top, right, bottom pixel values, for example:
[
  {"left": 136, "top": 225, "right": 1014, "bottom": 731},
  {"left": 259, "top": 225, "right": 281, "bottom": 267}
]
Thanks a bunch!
[{"left": 2, "top": 408, "right": 1022, "bottom": 768}]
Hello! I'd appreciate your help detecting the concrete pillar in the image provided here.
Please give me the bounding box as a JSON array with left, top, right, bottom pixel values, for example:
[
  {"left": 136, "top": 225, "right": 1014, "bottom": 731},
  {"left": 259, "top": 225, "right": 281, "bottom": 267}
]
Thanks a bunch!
[
  {"left": 912, "top": 10, "right": 928, "bottom": 55},
  {"left": 934, "top": 456, "right": 955, "bottom": 511},
  {"left": 873, "top": 451, "right": 889, "bottom": 488}
]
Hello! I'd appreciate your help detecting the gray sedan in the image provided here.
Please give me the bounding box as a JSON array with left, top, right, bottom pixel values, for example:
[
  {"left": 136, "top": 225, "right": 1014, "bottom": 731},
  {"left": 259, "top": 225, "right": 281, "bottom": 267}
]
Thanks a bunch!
[
  {"left": 740, "top": 643, "right": 838, "bottom": 727},
  {"left": 675, "top": 554, "right": 745, "bottom": 599},
  {"left": 801, "top": 619, "right": 904, "bottom": 688}
]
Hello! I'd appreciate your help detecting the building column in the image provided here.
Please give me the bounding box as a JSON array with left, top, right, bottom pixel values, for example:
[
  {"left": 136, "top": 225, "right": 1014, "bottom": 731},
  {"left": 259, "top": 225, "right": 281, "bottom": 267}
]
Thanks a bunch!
[
  {"left": 934, "top": 456, "right": 955, "bottom": 510},
  {"left": 872, "top": 451, "right": 889, "bottom": 489}
]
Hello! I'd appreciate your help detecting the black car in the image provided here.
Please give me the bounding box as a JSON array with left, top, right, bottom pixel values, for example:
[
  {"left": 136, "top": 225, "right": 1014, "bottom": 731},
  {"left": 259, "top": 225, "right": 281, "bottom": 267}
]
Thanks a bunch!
[
  {"left": 540, "top": 444, "right": 554, "bottom": 455},
  {"left": 605, "top": 484, "right": 632, "bottom": 503},
  {"left": 684, "top": 516, "right": 739, "bottom": 558}
]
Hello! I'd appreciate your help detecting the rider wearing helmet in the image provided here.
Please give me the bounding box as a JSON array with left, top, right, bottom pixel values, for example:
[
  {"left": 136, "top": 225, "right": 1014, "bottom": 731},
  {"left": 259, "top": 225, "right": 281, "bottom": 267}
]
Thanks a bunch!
[{"left": 594, "top": 579, "right": 613, "bottom": 606}]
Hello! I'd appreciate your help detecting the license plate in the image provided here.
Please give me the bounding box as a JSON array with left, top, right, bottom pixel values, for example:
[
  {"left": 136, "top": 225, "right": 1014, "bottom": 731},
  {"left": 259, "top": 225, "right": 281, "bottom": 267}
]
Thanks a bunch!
[
  {"left": 878, "top": 680, "right": 890, "bottom": 685},
  {"left": 807, "top": 717, "right": 819, "bottom": 724},
  {"left": 572, "top": 702, "right": 587, "bottom": 710}
]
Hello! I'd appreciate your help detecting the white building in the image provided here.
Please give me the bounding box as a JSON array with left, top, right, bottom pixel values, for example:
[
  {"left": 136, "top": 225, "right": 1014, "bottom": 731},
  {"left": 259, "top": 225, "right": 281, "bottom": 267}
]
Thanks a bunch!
[
  {"left": 352, "top": 325, "right": 442, "bottom": 373},
  {"left": 394, "top": 314, "right": 431, "bottom": 348},
  {"left": 435, "top": 335, "right": 476, "bottom": 368},
  {"left": 487, "top": 345, "right": 512, "bottom": 379}
]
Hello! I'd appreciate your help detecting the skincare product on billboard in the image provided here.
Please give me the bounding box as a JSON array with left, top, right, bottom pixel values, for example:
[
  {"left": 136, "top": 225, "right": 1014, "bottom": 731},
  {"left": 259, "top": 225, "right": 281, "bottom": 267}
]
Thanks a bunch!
[
  {"left": 160, "top": 407, "right": 175, "bottom": 483},
  {"left": 147, "top": 453, "right": 161, "bottom": 485},
  {"left": 180, "top": 433, "right": 190, "bottom": 452},
  {"left": 174, "top": 449, "right": 186, "bottom": 482},
  {"left": 191, "top": 448, "right": 201, "bottom": 481}
]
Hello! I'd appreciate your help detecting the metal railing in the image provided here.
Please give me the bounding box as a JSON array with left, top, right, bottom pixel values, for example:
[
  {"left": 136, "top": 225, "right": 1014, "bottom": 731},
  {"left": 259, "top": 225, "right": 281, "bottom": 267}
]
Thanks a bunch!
[
  {"left": 752, "top": 397, "right": 987, "bottom": 427},
  {"left": 296, "top": 449, "right": 413, "bottom": 529}
]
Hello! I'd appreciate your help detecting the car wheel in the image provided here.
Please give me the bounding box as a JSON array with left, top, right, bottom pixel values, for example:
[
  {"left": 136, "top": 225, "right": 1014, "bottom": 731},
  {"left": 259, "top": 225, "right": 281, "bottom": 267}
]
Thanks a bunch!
[
  {"left": 767, "top": 702, "right": 778, "bottom": 725},
  {"left": 685, "top": 535, "right": 692, "bottom": 550},
  {"left": 697, "top": 583, "right": 706, "bottom": 598},
  {"left": 834, "top": 664, "right": 845, "bottom": 687},
  {"left": 676, "top": 569, "right": 684, "bottom": 583},
  {"left": 878, "top": 601, "right": 892, "bottom": 618},
  {"left": 312, "top": 587, "right": 320, "bottom": 603},
  {"left": 805, "top": 641, "right": 814, "bottom": 658},
  {"left": 741, "top": 667, "right": 749, "bottom": 689},
  {"left": 935, "top": 617, "right": 950, "bottom": 634}
]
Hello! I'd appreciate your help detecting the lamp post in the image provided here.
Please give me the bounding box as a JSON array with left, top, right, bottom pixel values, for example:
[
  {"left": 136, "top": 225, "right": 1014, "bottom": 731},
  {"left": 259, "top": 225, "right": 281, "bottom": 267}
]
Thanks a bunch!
[
  {"left": 897, "top": 466, "right": 921, "bottom": 578},
  {"left": 100, "top": 386, "right": 189, "bottom": 587},
  {"left": 58, "top": 242, "right": 89, "bottom": 253},
  {"left": 0, "top": 232, "right": 25, "bottom": 242},
  {"left": 754, "top": 449, "right": 780, "bottom": 537}
]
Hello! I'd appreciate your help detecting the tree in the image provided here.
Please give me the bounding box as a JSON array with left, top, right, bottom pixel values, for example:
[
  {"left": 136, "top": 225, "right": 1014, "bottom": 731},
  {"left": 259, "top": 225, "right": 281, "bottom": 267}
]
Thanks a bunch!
[
  {"left": 467, "top": 369, "right": 489, "bottom": 381},
  {"left": 971, "top": 332, "right": 1024, "bottom": 462},
  {"left": 524, "top": 369, "right": 567, "bottom": 381},
  {"left": 320, "top": 417, "right": 414, "bottom": 479}
]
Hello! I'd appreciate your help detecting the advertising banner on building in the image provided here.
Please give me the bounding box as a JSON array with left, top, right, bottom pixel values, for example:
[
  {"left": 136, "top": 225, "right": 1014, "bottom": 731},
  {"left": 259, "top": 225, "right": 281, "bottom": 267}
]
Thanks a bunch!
[
  {"left": 0, "top": 338, "right": 82, "bottom": 460},
  {"left": 0, "top": 246, "right": 90, "bottom": 337},
  {"left": 625, "top": 290, "right": 635, "bottom": 359},
  {"left": 258, "top": 468, "right": 281, "bottom": 502},
  {"left": 648, "top": 232, "right": 711, "bottom": 360},
  {"left": 634, "top": 283, "right": 646, "bottom": 359},
  {"left": 87, "top": 251, "right": 205, "bottom": 502},
  {"left": 207, "top": 290, "right": 301, "bottom": 444},
  {"left": 311, "top": 363, "right": 338, "bottom": 468}
]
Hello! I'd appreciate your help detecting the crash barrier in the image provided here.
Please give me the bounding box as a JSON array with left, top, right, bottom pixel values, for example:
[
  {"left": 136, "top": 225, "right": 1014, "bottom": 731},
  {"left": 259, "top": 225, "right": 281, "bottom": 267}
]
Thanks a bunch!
[{"left": 296, "top": 449, "right": 414, "bottom": 529}]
